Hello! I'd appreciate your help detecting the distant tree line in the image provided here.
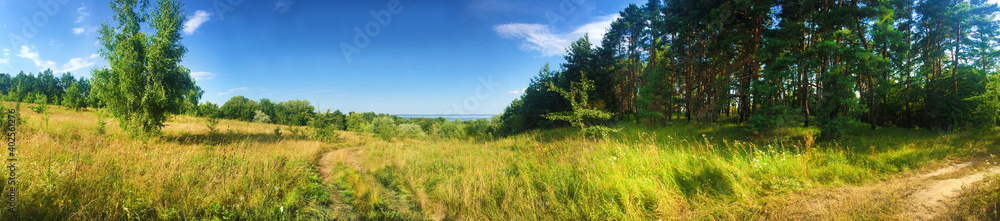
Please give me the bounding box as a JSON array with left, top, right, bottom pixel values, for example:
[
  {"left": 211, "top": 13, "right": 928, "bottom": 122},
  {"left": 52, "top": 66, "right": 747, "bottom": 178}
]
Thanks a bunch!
[
  {"left": 497, "top": 0, "right": 1000, "bottom": 139},
  {"left": 0, "top": 69, "right": 94, "bottom": 110},
  {"left": 201, "top": 95, "right": 497, "bottom": 141}
]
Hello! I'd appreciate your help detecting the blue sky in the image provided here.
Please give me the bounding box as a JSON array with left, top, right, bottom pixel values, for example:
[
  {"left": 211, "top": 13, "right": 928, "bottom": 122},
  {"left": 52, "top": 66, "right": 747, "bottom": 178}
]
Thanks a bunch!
[{"left": 0, "top": 0, "right": 644, "bottom": 114}]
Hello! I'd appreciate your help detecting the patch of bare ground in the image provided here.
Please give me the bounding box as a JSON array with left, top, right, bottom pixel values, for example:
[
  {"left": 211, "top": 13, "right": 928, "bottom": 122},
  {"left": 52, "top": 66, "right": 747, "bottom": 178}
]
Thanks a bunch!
[
  {"left": 763, "top": 159, "right": 1000, "bottom": 220},
  {"left": 315, "top": 131, "right": 368, "bottom": 219}
]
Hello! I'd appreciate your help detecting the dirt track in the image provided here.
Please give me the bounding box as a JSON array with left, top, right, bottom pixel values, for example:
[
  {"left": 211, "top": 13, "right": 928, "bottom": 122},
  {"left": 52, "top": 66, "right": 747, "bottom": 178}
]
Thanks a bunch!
[{"left": 769, "top": 159, "right": 999, "bottom": 220}]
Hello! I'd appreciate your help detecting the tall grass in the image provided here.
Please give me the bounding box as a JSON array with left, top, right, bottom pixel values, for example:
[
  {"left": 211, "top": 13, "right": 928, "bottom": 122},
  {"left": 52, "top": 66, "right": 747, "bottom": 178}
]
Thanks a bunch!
[
  {"left": 0, "top": 102, "right": 995, "bottom": 219},
  {"left": 326, "top": 121, "right": 998, "bottom": 219},
  {"left": 0, "top": 103, "right": 336, "bottom": 220}
]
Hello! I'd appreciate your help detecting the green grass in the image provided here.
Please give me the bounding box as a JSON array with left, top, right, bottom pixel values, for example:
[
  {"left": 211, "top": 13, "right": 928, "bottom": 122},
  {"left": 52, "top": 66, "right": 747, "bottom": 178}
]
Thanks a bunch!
[
  {"left": 326, "top": 121, "right": 999, "bottom": 219},
  {"left": 1, "top": 103, "right": 997, "bottom": 219}
]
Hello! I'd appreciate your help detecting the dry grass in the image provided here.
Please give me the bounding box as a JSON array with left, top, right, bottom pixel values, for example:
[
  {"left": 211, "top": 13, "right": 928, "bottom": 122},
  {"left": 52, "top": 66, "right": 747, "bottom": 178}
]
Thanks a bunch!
[
  {"left": 0, "top": 102, "right": 337, "bottom": 220},
  {"left": 0, "top": 102, "right": 996, "bottom": 220}
]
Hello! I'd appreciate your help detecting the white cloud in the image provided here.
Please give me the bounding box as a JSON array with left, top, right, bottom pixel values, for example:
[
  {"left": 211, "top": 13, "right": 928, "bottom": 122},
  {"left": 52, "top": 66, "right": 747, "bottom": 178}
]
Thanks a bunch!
[
  {"left": 506, "top": 88, "right": 526, "bottom": 94},
  {"left": 16, "top": 45, "right": 97, "bottom": 73},
  {"left": 72, "top": 25, "right": 98, "bottom": 35},
  {"left": 0, "top": 48, "right": 8, "bottom": 64},
  {"left": 218, "top": 87, "right": 248, "bottom": 96},
  {"left": 273, "top": 0, "right": 293, "bottom": 14},
  {"left": 183, "top": 10, "right": 212, "bottom": 35},
  {"left": 191, "top": 71, "right": 215, "bottom": 80},
  {"left": 60, "top": 57, "right": 96, "bottom": 73},
  {"left": 75, "top": 5, "right": 89, "bottom": 23},
  {"left": 495, "top": 14, "right": 619, "bottom": 56}
]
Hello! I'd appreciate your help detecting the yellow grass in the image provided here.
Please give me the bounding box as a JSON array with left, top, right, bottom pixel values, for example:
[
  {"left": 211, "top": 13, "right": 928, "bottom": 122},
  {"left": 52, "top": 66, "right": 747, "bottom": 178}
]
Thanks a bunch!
[{"left": 0, "top": 102, "right": 336, "bottom": 220}]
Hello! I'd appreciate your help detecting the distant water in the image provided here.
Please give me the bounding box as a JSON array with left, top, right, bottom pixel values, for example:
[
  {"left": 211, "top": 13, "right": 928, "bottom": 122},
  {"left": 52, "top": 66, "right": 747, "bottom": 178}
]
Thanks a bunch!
[{"left": 396, "top": 114, "right": 495, "bottom": 121}]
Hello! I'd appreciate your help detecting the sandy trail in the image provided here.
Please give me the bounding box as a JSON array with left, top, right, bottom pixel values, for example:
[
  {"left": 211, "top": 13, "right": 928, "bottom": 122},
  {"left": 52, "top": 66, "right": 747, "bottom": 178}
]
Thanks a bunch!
[
  {"left": 901, "top": 163, "right": 999, "bottom": 220},
  {"left": 767, "top": 159, "right": 999, "bottom": 220}
]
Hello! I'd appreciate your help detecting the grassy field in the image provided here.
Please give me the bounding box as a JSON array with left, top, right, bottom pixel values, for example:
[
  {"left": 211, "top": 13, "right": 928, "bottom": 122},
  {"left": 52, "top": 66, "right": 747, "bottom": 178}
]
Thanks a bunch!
[{"left": 0, "top": 102, "right": 998, "bottom": 220}]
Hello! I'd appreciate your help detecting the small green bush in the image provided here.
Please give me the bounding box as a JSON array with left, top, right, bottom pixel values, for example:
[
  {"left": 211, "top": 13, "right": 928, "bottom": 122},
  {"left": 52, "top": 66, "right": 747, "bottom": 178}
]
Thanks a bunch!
[
  {"left": 397, "top": 123, "right": 426, "bottom": 139},
  {"left": 369, "top": 116, "right": 398, "bottom": 141},
  {"left": 253, "top": 110, "right": 272, "bottom": 124}
]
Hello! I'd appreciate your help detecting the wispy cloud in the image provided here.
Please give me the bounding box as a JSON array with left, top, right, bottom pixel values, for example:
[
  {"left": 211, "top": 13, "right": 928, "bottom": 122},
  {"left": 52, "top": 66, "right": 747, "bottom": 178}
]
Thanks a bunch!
[
  {"left": 273, "top": 0, "right": 293, "bottom": 14},
  {"left": 218, "top": 87, "right": 248, "bottom": 96},
  {"left": 16, "top": 45, "right": 97, "bottom": 73},
  {"left": 506, "top": 88, "right": 526, "bottom": 94},
  {"left": 0, "top": 48, "right": 8, "bottom": 64},
  {"left": 75, "top": 5, "right": 89, "bottom": 23},
  {"left": 191, "top": 71, "right": 215, "bottom": 80},
  {"left": 494, "top": 14, "right": 619, "bottom": 56},
  {"left": 72, "top": 26, "right": 97, "bottom": 35},
  {"left": 183, "top": 10, "right": 212, "bottom": 35}
]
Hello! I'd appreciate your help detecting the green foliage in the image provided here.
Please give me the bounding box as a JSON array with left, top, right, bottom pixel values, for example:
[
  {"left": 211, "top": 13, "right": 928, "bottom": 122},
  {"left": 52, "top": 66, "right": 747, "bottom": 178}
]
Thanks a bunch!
[
  {"left": 197, "top": 102, "right": 220, "bottom": 118},
  {"left": 96, "top": 118, "right": 107, "bottom": 135},
  {"left": 221, "top": 96, "right": 258, "bottom": 122},
  {"left": 277, "top": 99, "right": 315, "bottom": 126},
  {"left": 748, "top": 105, "right": 801, "bottom": 132},
  {"left": 91, "top": 0, "right": 197, "bottom": 136},
  {"left": 253, "top": 110, "right": 271, "bottom": 124},
  {"left": 369, "top": 116, "right": 398, "bottom": 141},
  {"left": 970, "top": 72, "right": 1000, "bottom": 127},
  {"left": 205, "top": 117, "right": 219, "bottom": 134},
  {"left": 396, "top": 123, "right": 426, "bottom": 139},
  {"left": 30, "top": 94, "right": 48, "bottom": 114},
  {"left": 346, "top": 112, "right": 368, "bottom": 133},
  {"left": 544, "top": 73, "right": 617, "bottom": 139},
  {"left": 61, "top": 82, "right": 84, "bottom": 111},
  {"left": 820, "top": 117, "right": 852, "bottom": 141}
]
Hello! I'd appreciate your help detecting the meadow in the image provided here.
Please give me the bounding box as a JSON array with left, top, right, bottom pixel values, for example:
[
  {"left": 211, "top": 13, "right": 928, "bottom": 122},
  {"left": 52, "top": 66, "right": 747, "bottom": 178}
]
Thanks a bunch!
[{"left": 0, "top": 101, "right": 998, "bottom": 220}]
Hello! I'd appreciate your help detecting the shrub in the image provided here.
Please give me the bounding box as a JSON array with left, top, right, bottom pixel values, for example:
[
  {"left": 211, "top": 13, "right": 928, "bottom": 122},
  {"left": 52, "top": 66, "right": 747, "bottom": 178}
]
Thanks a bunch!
[
  {"left": 30, "top": 95, "right": 48, "bottom": 114},
  {"left": 346, "top": 112, "right": 368, "bottom": 132},
  {"left": 205, "top": 117, "right": 219, "bottom": 133},
  {"left": 748, "top": 105, "right": 801, "bottom": 132},
  {"left": 253, "top": 110, "right": 272, "bottom": 124},
  {"left": 397, "top": 123, "right": 426, "bottom": 139},
  {"left": 369, "top": 116, "right": 397, "bottom": 141},
  {"left": 820, "top": 116, "right": 851, "bottom": 140}
]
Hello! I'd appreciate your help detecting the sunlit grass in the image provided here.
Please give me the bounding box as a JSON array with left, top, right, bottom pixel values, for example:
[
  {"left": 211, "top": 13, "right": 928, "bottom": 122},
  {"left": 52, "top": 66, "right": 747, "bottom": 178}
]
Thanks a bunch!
[
  {"left": 1, "top": 102, "right": 996, "bottom": 219},
  {"left": 328, "top": 120, "right": 999, "bottom": 219},
  {"left": 0, "top": 102, "right": 335, "bottom": 220}
]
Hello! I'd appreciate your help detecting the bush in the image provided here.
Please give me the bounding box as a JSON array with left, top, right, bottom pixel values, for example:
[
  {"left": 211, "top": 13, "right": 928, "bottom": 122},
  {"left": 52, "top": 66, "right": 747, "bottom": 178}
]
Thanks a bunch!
[
  {"left": 748, "top": 105, "right": 801, "bottom": 132},
  {"left": 30, "top": 95, "right": 48, "bottom": 114},
  {"left": 253, "top": 110, "right": 272, "bottom": 124},
  {"left": 312, "top": 126, "right": 339, "bottom": 143},
  {"left": 205, "top": 117, "right": 219, "bottom": 133},
  {"left": 346, "top": 112, "right": 368, "bottom": 132},
  {"left": 397, "top": 123, "right": 426, "bottom": 139},
  {"left": 369, "top": 116, "right": 397, "bottom": 141},
  {"left": 820, "top": 116, "right": 851, "bottom": 140}
]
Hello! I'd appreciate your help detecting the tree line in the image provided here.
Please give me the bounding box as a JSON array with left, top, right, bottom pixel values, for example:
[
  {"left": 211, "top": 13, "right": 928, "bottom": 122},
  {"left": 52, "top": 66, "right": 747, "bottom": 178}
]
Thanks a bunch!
[
  {"left": 198, "top": 94, "right": 497, "bottom": 141},
  {"left": 497, "top": 0, "right": 1000, "bottom": 139}
]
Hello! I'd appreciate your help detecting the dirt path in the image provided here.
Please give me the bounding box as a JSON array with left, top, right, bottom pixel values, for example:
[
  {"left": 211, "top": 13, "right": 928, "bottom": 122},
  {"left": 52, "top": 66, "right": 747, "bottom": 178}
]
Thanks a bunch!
[
  {"left": 769, "top": 159, "right": 1000, "bottom": 220},
  {"left": 901, "top": 162, "right": 999, "bottom": 220}
]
